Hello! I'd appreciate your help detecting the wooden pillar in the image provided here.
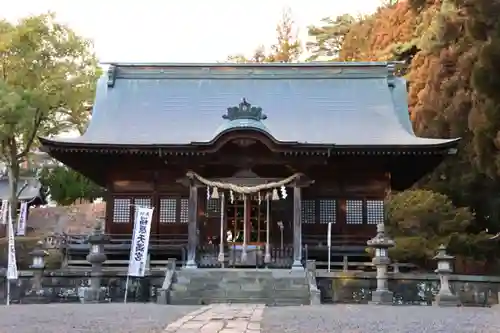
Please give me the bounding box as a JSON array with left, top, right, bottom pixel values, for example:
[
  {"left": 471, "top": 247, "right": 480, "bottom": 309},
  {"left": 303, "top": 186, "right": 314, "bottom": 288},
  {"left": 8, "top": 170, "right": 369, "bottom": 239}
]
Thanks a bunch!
[
  {"left": 292, "top": 185, "right": 303, "bottom": 269},
  {"left": 185, "top": 181, "right": 198, "bottom": 268}
]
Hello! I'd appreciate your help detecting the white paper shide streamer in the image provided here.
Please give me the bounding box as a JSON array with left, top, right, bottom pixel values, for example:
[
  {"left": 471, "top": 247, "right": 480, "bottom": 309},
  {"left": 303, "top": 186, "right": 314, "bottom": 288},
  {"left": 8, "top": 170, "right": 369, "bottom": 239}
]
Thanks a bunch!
[
  {"left": 16, "top": 201, "right": 28, "bottom": 236},
  {"left": 127, "top": 206, "right": 154, "bottom": 277},
  {"left": 7, "top": 204, "right": 18, "bottom": 280}
]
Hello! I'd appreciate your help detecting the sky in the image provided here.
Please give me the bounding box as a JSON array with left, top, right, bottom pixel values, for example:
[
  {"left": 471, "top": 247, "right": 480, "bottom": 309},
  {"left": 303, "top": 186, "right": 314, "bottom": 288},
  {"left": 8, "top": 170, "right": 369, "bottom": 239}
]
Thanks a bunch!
[{"left": 3, "top": 0, "right": 382, "bottom": 63}]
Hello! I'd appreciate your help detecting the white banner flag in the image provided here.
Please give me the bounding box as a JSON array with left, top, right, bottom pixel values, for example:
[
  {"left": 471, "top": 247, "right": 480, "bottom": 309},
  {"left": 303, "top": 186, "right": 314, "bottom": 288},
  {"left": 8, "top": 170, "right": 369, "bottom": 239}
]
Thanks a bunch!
[
  {"left": 7, "top": 204, "right": 18, "bottom": 280},
  {"left": 16, "top": 201, "right": 28, "bottom": 236},
  {"left": 127, "top": 206, "right": 154, "bottom": 277},
  {"left": 0, "top": 200, "right": 8, "bottom": 225}
]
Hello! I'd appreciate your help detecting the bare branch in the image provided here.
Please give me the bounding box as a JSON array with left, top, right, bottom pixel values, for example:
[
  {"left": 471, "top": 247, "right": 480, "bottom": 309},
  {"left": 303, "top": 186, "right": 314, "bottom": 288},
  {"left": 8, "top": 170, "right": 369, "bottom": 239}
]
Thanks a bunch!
[{"left": 16, "top": 108, "right": 43, "bottom": 159}]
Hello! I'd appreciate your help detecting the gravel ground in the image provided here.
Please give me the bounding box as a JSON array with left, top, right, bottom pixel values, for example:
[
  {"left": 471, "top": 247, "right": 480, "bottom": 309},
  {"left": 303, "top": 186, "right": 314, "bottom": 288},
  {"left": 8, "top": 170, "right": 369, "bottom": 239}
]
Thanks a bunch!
[
  {"left": 262, "top": 305, "right": 500, "bottom": 333},
  {"left": 0, "top": 303, "right": 201, "bottom": 333}
]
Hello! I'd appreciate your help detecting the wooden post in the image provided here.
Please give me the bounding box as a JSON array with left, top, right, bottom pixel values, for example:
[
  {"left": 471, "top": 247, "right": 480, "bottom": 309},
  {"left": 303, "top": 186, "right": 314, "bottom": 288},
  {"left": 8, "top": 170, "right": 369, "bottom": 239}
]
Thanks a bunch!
[
  {"left": 292, "top": 185, "right": 303, "bottom": 269},
  {"left": 185, "top": 181, "right": 198, "bottom": 269},
  {"left": 241, "top": 195, "right": 248, "bottom": 262}
]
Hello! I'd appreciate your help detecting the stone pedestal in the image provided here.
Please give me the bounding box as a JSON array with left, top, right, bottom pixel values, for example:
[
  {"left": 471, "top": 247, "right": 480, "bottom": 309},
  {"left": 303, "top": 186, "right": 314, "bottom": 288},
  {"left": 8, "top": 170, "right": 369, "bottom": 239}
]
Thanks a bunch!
[
  {"left": 433, "top": 293, "right": 460, "bottom": 307},
  {"left": 370, "top": 290, "right": 394, "bottom": 305}
]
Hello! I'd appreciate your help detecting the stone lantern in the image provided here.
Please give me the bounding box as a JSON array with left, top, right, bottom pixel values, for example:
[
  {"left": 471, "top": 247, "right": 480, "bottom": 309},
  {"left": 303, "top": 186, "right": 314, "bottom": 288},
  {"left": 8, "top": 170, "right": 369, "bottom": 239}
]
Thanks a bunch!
[
  {"left": 26, "top": 240, "right": 49, "bottom": 303},
  {"left": 84, "top": 221, "right": 110, "bottom": 303},
  {"left": 30, "top": 240, "right": 49, "bottom": 290},
  {"left": 433, "top": 244, "right": 460, "bottom": 307},
  {"left": 367, "top": 223, "right": 395, "bottom": 305}
]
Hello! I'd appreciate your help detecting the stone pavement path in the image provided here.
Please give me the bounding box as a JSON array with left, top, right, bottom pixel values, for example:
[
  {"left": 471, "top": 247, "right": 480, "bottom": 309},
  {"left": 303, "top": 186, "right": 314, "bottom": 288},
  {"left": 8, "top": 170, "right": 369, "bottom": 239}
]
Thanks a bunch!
[{"left": 163, "top": 304, "right": 265, "bottom": 333}]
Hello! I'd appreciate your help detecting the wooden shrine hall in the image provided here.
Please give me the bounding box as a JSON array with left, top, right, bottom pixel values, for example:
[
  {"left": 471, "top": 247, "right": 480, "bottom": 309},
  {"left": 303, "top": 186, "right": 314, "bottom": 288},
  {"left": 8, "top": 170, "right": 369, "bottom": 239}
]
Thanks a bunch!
[{"left": 39, "top": 62, "right": 459, "bottom": 269}]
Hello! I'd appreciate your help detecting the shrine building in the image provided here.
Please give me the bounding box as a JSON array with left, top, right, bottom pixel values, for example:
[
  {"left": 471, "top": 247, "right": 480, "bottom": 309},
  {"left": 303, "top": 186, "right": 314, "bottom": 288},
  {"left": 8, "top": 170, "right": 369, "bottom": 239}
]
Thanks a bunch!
[{"left": 39, "top": 62, "right": 459, "bottom": 269}]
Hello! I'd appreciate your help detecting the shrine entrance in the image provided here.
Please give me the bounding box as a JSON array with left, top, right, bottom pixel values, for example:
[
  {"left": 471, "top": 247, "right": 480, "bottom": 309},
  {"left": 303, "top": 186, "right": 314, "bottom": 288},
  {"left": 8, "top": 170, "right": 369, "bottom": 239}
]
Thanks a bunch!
[
  {"left": 185, "top": 169, "right": 312, "bottom": 269},
  {"left": 226, "top": 195, "right": 267, "bottom": 246}
]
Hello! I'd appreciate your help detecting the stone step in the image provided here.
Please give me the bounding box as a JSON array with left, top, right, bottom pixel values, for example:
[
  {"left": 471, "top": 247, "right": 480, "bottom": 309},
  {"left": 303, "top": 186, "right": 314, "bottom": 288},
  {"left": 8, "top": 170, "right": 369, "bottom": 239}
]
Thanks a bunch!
[
  {"left": 169, "top": 296, "right": 309, "bottom": 306},
  {"left": 169, "top": 269, "right": 311, "bottom": 306}
]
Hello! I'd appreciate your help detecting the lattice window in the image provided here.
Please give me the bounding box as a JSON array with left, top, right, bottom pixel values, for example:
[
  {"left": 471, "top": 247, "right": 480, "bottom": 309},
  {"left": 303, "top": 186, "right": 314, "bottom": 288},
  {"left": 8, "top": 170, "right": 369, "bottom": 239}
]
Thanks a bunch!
[
  {"left": 346, "top": 200, "right": 364, "bottom": 224},
  {"left": 319, "top": 199, "right": 336, "bottom": 224},
  {"left": 159, "top": 198, "right": 177, "bottom": 223},
  {"left": 366, "top": 200, "right": 384, "bottom": 225},
  {"left": 134, "top": 197, "right": 151, "bottom": 208},
  {"left": 113, "top": 198, "right": 131, "bottom": 223},
  {"left": 179, "top": 198, "right": 189, "bottom": 223},
  {"left": 301, "top": 200, "right": 316, "bottom": 224},
  {"left": 207, "top": 198, "right": 220, "bottom": 213}
]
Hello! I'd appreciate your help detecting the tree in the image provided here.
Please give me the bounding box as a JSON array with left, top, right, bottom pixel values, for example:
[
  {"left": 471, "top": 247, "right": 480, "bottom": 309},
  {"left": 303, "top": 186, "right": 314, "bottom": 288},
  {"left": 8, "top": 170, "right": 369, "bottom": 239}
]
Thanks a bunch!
[
  {"left": 385, "top": 190, "right": 493, "bottom": 267},
  {"left": 0, "top": 13, "right": 99, "bottom": 221},
  {"left": 39, "top": 165, "right": 103, "bottom": 206},
  {"left": 307, "top": 14, "right": 356, "bottom": 61},
  {"left": 308, "top": 0, "right": 500, "bottom": 267},
  {"left": 226, "top": 7, "right": 302, "bottom": 63}
]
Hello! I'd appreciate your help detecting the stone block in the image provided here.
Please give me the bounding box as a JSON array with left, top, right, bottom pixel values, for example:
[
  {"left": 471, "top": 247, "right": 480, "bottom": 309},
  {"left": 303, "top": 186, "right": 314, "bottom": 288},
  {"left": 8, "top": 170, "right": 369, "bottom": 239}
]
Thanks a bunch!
[
  {"left": 433, "top": 293, "right": 461, "bottom": 307},
  {"left": 156, "top": 288, "right": 169, "bottom": 304},
  {"left": 369, "top": 290, "right": 394, "bottom": 305}
]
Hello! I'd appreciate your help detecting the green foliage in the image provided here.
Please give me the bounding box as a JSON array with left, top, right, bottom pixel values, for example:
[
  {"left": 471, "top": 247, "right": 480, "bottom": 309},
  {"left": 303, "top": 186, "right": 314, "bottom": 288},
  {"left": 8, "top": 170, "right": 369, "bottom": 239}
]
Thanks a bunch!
[
  {"left": 0, "top": 13, "right": 98, "bottom": 215},
  {"left": 386, "top": 190, "right": 494, "bottom": 265},
  {"left": 39, "top": 165, "right": 104, "bottom": 206},
  {"left": 307, "top": 14, "right": 357, "bottom": 61}
]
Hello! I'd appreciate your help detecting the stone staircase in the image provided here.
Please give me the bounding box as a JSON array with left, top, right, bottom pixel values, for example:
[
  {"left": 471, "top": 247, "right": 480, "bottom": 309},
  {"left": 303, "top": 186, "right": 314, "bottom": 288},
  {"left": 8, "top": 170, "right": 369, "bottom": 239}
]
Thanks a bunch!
[{"left": 168, "top": 268, "right": 311, "bottom": 306}]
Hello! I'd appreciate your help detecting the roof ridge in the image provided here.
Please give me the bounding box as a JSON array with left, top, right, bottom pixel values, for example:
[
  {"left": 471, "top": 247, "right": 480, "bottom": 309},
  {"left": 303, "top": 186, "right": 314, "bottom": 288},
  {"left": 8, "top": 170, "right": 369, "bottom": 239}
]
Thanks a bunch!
[{"left": 103, "top": 61, "right": 404, "bottom": 68}]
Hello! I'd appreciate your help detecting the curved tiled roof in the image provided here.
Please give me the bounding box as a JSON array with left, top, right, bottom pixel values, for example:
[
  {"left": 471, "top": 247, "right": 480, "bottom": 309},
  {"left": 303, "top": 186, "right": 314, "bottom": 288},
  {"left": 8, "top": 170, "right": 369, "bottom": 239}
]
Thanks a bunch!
[{"left": 41, "top": 62, "right": 459, "bottom": 148}]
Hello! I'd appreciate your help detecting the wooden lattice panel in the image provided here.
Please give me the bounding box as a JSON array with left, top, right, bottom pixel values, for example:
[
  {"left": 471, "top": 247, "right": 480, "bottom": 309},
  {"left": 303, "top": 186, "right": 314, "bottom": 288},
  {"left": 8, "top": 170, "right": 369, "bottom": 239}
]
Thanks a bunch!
[
  {"left": 366, "top": 200, "right": 384, "bottom": 224},
  {"left": 207, "top": 198, "right": 220, "bottom": 213},
  {"left": 346, "top": 200, "right": 363, "bottom": 224},
  {"left": 301, "top": 200, "right": 316, "bottom": 224},
  {"left": 113, "top": 198, "right": 131, "bottom": 223},
  {"left": 134, "top": 198, "right": 151, "bottom": 208},
  {"left": 159, "top": 198, "right": 177, "bottom": 223},
  {"left": 319, "top": 199, "right": 336, "bottom": 224},
  {"left": 179, "top": 198, "right": 189, "bottom": 223}
]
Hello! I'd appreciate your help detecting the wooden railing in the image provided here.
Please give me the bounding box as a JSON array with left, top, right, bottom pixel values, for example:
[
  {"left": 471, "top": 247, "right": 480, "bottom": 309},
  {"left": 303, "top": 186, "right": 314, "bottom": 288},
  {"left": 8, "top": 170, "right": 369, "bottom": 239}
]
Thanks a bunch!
[{"left": 62, "top": 233, "right": 400, "bottom": 271}]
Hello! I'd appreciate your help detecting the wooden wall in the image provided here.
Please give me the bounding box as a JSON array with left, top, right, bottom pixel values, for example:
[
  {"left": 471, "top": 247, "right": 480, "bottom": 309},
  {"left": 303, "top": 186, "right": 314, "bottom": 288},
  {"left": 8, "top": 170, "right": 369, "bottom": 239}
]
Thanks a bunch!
[{"left": 103, "top": 155, "right": 390, "bottom": 244}]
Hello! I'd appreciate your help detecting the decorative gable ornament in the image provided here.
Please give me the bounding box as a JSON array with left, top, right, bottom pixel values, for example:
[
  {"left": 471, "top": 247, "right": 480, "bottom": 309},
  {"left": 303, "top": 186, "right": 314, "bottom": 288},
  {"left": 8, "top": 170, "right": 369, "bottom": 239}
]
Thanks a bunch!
[{"left": 223, "top": 98, "right": 267, "bottom": 122}]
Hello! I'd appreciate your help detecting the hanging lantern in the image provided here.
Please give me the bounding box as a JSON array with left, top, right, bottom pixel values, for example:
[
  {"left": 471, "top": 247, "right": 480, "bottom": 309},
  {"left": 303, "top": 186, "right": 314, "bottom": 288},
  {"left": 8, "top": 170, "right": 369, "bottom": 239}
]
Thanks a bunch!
[
  {"left": 272, "top": 188, "right": 280, "bottom": 201},
  {"left": 206, "top": 186, "right": 211, "bottom": 200},
  {"left": 280, "top": 185, "right": 287, "bottom": 199},
  {"left": 211, "top": 187, "right": 219, "bottom": 199},
  {"left": 229, "top": 190, "right": 235, "bottom": 204},
  {"left": 258, "top": 192, "right": 262, "bottom": 205}
]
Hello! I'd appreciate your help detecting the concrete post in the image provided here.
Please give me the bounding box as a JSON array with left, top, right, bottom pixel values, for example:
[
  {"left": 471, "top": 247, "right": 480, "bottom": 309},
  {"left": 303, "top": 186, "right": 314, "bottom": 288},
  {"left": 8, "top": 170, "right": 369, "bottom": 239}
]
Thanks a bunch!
[
  {"left": 433, "top": 244, "right": 460, "bottom": 307},
  {"left": 85, "top": 222, "right": 109, "bottom": 303},
  {"left": 367, "top": 223, "right": 394, "bottom": 305}
]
